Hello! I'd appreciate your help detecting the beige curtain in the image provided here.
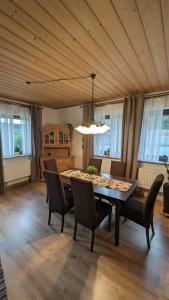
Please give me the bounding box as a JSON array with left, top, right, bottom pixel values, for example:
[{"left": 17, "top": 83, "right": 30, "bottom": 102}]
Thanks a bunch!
[
  {"left": 83, "top": 104, "right": 93, "bottom": 171},
  {"left": 122, "top": 96, "right": 144, "bottom": 179},
  {"left": 31, "top": 105, "right": 42, "bottom": 182},
  {"left": 0, "top": 131, "right": 4, "bottom": 192}
]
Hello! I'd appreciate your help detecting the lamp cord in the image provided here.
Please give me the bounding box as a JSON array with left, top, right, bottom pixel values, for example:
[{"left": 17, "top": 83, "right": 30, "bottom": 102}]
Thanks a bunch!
[{"left": 26, "top": 74, "right": 91, "bottom": 85}]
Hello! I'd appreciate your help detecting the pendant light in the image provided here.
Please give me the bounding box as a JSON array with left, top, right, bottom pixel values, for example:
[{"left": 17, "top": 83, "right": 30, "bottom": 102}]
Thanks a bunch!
[{"left": 75, "top": 74, "right": 110, "bottom": 134}]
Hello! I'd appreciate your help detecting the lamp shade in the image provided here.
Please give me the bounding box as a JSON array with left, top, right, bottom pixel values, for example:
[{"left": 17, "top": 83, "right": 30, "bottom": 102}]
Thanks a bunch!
[{"left": 75, "top": 123, "right": 110, "bottom": 134}]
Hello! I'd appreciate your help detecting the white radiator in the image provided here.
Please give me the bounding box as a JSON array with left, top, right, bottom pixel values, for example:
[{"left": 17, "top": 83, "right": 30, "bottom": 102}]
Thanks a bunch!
[
  {"left": 3, "top": 157, "right": 31, "bottom": 184},
  {"left": 138, "top": 167, "right": 167, "bottom": 192}
]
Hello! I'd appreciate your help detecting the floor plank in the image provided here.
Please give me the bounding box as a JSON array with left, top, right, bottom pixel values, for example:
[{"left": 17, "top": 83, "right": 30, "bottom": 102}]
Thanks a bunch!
[{"left": 0, "top": 182, "right": 169, "bottom": 300}]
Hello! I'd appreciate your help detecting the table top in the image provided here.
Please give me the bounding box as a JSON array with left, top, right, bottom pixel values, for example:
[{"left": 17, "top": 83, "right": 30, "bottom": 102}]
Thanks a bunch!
[{"left": 61, "top": 171, "right": 138, "bottom": 203}]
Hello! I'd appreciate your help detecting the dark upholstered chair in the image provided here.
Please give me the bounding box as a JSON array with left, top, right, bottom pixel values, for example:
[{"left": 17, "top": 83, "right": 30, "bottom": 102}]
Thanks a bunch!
[
  {"left": 43, "top": 158, "right": 57, "bottom": 172},
  {"left": 43, "top": 158, "right": 70, "bottom": 202},
  {"left": 120, "top": 174, "right": 164, "bottom": 249},
  {"left": 88, "top": 157, "right": 102, "bottom": 174},
  {"left": 110, "top": 160, "right": 126, "bottom": 177},
  {"left": 43, "top": 171, "right": 74, "bottom": 233},
  {"left": 43, "top": 159, "right": 57, "bottom": 202},
  {"left": 70, "top": 177, "right": 112, "bottom": 251}
]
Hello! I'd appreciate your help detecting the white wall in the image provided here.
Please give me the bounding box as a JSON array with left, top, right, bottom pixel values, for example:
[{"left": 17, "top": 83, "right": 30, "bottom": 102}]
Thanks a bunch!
[{"left": 42, "top": 107, "right": 60, "bottom": 126}]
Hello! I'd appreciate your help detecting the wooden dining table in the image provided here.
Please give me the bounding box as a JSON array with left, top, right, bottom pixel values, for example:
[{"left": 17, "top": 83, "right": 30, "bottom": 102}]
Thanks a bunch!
[{"left": 61, "top": 172, "right": 138, "bottom": 247}]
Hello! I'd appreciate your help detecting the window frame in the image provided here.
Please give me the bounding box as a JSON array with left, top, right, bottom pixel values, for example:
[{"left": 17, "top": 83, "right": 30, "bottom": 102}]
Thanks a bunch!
[
  {"left": 93, "top": 101, "right": 124, "bottom": 159},
  {"left": 0, "top": 109, "right": 32, "bottom": 159},
  {"left": 138, "top": 100, "right": 169, "bottom": 164}
]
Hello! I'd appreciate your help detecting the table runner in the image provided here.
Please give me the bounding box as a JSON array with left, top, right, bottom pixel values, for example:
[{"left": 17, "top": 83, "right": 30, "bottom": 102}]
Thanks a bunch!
[{"left": 60, "top": 170, "right": 132, "bottom": 192}]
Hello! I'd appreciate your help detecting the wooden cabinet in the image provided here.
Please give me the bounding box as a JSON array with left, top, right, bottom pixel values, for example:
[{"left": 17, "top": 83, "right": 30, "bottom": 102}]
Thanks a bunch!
[{"left": 40, "top": 124, "right": 74, "bottom": 179}]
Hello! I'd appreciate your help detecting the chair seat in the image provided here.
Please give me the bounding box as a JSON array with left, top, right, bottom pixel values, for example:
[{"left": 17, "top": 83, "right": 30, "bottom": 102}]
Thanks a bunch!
[
  {"left": 96, "top": 201, "right": 112, "bottom": 227},
  {"left": 120, "top": 197, "right": 145, "bottom": 226},
  {"left": 64, "top": 189, "right": 74, "bottom": 213}
]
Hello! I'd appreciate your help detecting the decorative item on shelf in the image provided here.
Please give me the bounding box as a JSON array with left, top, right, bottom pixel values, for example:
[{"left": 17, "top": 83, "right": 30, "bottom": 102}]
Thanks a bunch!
[
  {"left": 159, "top": 155, "right": 169, "bottom": 217},
  {"left": 14, "top": 146, "right": 20, "bottom": 156},
  {"left": 87, "top": 165, "right": 97, "bottom": 179},
  {"left": 104, "top": 148, "right": 110, "bottom": 157},
  {"left": 75, "top": 74, "right": 110, "bottom": 135},
  {"left": 65, "top": 123, "right": 73, "bottom": 142}
]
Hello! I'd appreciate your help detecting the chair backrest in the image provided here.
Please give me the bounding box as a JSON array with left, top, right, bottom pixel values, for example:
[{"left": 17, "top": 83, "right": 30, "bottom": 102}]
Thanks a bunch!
[
  {"left": 43, "top": 170, "right": 66, "bottom": 214},
  {"left": 110, "top": 160, "right": 126, "bottom": 177},
  {"left": 70, "top": 177, "right": 96, "bottom": 230},
  {"left": 88, "top": 157, "right": 102, "bottom": 173},
  {"left": 43, "top": 159, "right": 57, "bottom": 172},
  {"left": 144, "top": 174, "right": 164, "bottom": 225}
]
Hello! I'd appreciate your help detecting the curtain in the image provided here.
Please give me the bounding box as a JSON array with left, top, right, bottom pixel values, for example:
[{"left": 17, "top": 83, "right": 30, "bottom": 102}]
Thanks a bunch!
[
  {"left": 83, "top": 104, "right": 93, "bottom": 171},
  {"left": 0, "top": 102, "right": 31, "bottom": 158},
  {"left": 94, "top": 102, "right": 123, "bottom": 158},
  {"left": 122, "top": 96, "right": 144, "bottom": 179},
  {"left": 138, "top": 96, "right": 169, "bottom": 162},
  {"left": 31, "top": 105, "right": 42, "bottom": 182},
  {"left": 0, "top": 131, "right": 4, "bottom": 193}
]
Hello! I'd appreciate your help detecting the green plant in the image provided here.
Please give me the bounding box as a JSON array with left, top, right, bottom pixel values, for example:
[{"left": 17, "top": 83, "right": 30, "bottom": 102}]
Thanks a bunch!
[
  {"left": 15, "top": 146, "right": 20, "bottom": 153},
  {"left": 87, "top": 165, "right": 97, "bottom": 175}
]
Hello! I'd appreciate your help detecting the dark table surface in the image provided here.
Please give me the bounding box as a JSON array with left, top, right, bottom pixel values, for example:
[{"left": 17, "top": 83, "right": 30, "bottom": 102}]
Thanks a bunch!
[{"left": 61, "top": 172, "right": 138, "bottom": 204}]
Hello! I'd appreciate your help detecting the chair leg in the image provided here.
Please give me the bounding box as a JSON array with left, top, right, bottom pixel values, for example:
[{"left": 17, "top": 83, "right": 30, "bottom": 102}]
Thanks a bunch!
[
  {"left": 73, "top": 219, "right": 78, "bottom": 240},
  {"left": 146, "top": 228, "right": 150, "bottom": 250},
  {"left": 151, "top": 220, "right": 155, "bottom": 236},
  {"left": 124, "top": 217, "right": 127, "bottom": 222},
  {"left": 90, "top": 230, "right": 95, "bottom": 252},
  {"left": 46, "top": 194, "right": 48, "bottom": 203},
  {"left": 61, "top": 215, "right": 64, "bottom": 233},
  {"left": 48, "top": 209, "right": 51, "bottom": 225},
  {"left": 108, "top": 212, "right": 111, "bottom": 232}
]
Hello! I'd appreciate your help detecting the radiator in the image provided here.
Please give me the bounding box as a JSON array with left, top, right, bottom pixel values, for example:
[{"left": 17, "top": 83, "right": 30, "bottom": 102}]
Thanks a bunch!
[
  {"left": 4, "top": 157, "right": 31, "bottom": 184},
  {"left": 138, "top": 167, "right": 167, "bottom": 192}
]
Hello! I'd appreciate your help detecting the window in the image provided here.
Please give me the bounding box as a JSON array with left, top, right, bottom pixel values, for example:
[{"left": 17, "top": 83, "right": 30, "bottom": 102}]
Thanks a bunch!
[
  {"left": 0, "top": 103, "right": 32, "bottom": 158},
  {"left": 138, "top": 97, "right": 169, "bottom": 163},
  {"left": 93, "top": 102, "right": 124, "bottom": 158}
]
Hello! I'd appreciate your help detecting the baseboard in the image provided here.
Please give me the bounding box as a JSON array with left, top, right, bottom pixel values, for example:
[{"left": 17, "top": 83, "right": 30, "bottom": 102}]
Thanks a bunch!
[{"left": 5, "top": 176, "right": 30, "bottom": 188}]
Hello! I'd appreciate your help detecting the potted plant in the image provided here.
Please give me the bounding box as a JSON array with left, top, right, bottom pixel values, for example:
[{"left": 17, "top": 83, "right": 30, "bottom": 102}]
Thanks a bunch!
[
  {"left": 14, "top": 146, "right": 20, "bottom": 156},
  {"left": 87, "top": 165, "right": 97, "bottom": 179},
  {"left": 159, "top": 155, "right": 169, "bottom": 216}
]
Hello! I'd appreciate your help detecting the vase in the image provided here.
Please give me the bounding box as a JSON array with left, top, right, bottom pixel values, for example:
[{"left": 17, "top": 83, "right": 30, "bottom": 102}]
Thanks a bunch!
[
  {"left": 163, "top": 182, "right": 169, "bottom": 215},
  {"left": 88, "top": 174, "right": 95, "bottom": 180}
]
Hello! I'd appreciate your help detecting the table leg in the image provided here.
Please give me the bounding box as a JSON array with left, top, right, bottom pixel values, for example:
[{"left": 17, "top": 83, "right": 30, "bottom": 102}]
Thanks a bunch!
[{"left": 115, "top": 203, "right": 121, "bottom": 246}]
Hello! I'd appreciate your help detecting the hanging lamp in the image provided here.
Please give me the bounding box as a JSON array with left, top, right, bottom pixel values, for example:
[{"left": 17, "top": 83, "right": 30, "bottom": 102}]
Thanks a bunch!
[{"left": 75, "top": 74, "right": 110, "bottom": 134}]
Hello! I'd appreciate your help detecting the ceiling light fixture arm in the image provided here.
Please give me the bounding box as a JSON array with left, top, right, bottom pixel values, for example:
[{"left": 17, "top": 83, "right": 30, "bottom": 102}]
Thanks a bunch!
[{"left": 91, "top": 73, "right": 96, "bottom": 123}]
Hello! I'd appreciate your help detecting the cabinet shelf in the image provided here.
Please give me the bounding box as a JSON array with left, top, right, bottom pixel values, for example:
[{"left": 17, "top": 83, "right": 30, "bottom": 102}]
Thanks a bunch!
[{"left": 41, "top": 124, "right": 74, "bottom": 179}]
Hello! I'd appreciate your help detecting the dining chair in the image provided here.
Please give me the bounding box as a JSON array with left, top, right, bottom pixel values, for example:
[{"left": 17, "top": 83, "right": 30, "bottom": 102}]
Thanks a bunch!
[
  {"left": 43, "top": 158, "right": 70, "bottom": 203},
  {"left": 120, "top": 174, "right": 164, "bottom": 249},
  {"left": 43, "top": 158, "right": 57, "bottom": 172},
  {"left": 110, "top": 160, "right": 126, "bottom": 177},
  {"left": 43, "top": 170, "right": 74, "bottom": 232},
  {"left": 70, "top": 177, "right": 112, "bottom": 252},
  {"left": 88, "top": 157, "right": 102, "bottom": 174}
]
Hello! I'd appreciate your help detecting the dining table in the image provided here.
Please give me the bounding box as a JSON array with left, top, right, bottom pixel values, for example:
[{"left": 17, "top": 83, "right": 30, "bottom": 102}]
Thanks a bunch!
[{"left": 61, "top": 171, "right": 138, "bottom": 247}]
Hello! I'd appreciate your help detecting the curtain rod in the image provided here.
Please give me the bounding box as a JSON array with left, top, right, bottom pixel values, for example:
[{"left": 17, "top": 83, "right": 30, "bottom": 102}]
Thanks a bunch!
[
  {"left": 143, "top": 90, "right": 169, "bottom": 99},
  {"left": 95, "top": 98, "right": 125, "bottom": 107},
  {"left": 0, "top": 97, "right": 43, "bottom": 108}
]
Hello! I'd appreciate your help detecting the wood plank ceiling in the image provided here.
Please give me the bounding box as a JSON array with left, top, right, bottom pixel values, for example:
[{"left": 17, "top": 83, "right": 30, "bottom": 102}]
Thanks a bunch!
[{"left": 0, "top": 0, "right": 169, "bottom": 108}]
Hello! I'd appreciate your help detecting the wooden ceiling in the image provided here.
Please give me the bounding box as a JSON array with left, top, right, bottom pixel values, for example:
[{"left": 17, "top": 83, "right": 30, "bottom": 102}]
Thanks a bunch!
[{"left": 0, "top": 0, "right": 169, "bottom": 108}]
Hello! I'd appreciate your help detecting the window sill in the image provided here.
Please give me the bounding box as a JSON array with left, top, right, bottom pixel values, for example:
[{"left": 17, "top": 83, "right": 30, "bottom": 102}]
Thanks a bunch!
[
  {"left": 4, "top": 154, "right": 32, "bottom": 160},
  {"left": 138, "top": 160, "right": 166, "bottom": 166},
  {"left": 94, "top": 155, "right": 121, "bottom": 160}
]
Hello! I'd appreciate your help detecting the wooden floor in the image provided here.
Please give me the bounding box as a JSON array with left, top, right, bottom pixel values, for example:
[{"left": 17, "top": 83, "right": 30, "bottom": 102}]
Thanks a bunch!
[{"left": 0, "top": 183, "right": 169, "bottom": 300}]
